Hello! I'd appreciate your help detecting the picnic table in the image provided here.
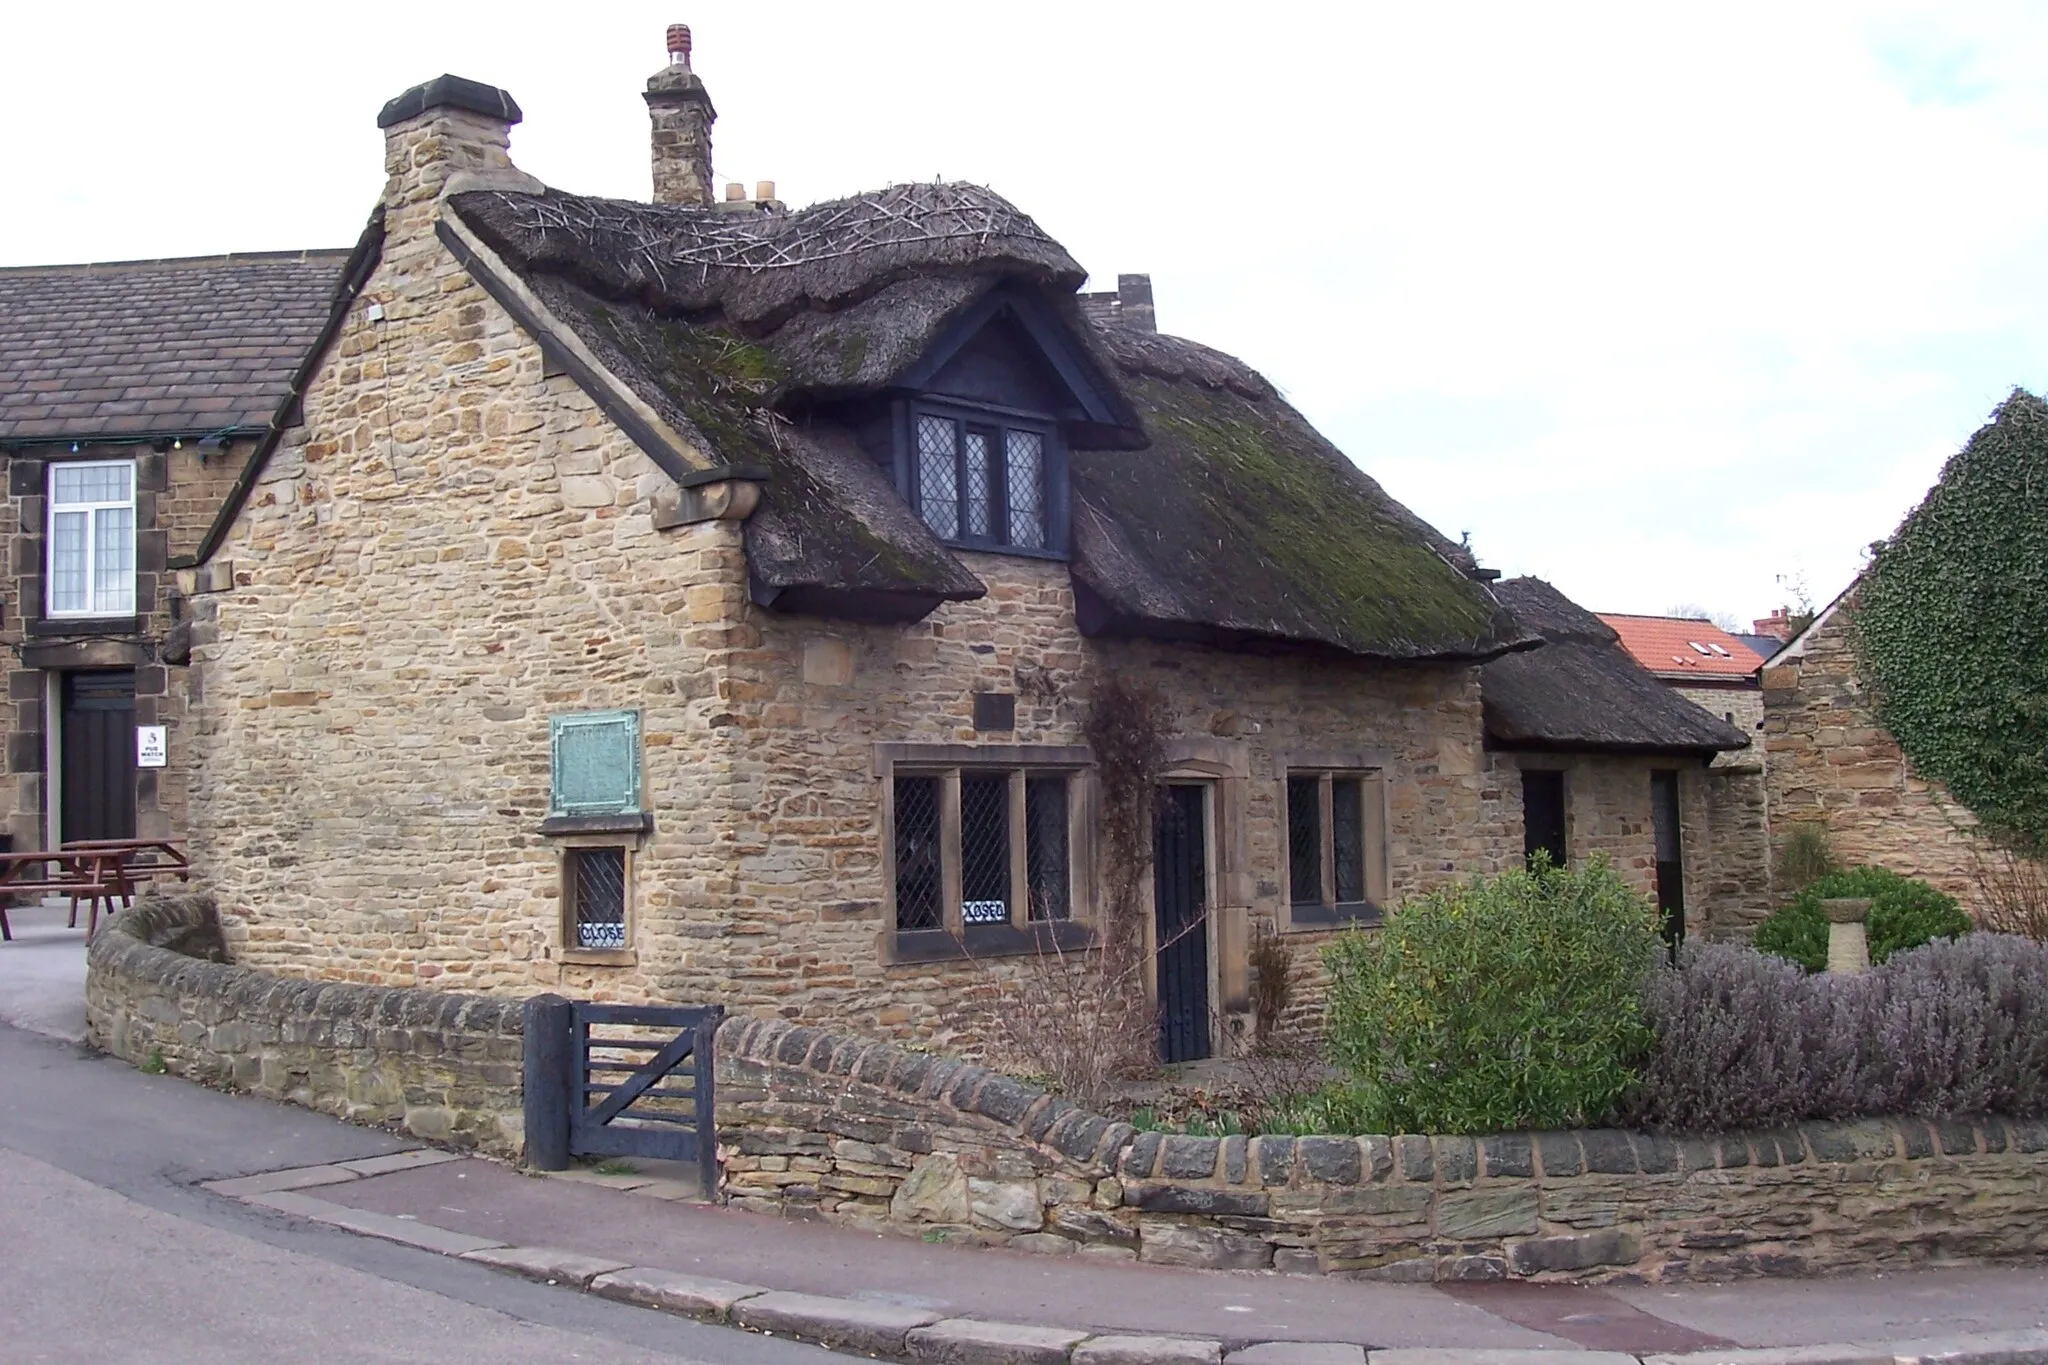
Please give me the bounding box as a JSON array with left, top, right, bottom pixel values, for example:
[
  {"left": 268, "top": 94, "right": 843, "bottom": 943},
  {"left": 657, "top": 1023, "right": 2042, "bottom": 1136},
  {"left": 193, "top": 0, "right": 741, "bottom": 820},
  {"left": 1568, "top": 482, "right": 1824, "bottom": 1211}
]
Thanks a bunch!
[{"left": 0, "top": 838, "right": 189, "bottom": 941}]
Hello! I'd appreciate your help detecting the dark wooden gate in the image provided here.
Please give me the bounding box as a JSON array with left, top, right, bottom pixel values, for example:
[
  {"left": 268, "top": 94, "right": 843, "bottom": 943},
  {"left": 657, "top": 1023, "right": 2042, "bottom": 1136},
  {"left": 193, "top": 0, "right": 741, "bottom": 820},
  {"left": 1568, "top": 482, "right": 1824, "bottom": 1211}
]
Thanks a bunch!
[
  {"left": 61, "top": 670, "right": 136, "bottom": 844},
  {"left": 523, "top": 997, "right": 722, "bottom": 1196},
  {"left": 1153, "top": 783, "right": 1211, "bottom": 1064},
  {"left": 1651, "top": 770, "right": 1685, "bottom": 958}
]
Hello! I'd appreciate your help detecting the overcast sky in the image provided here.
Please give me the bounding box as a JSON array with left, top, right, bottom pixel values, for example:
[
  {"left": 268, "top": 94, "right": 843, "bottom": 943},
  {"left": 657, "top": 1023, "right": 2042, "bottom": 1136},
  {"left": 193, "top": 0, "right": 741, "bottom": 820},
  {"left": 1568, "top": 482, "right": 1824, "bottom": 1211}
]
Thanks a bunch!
[{"left": 6, "top": 2, "right": 2044, "bottom": 624}]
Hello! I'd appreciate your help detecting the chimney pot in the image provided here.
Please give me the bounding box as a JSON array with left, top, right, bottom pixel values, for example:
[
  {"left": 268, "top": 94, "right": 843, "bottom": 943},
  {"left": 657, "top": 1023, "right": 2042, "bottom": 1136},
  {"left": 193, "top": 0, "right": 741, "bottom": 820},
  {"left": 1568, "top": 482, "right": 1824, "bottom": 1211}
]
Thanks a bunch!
[
  {"left": 725, "top": 181, "right": 747, "bottom": 201},
  {"left": 755, "top": 180, "right": 776, "bottom": 202},
  {"left": 645, "top": 23, "right": 716, "bottom": 206}
]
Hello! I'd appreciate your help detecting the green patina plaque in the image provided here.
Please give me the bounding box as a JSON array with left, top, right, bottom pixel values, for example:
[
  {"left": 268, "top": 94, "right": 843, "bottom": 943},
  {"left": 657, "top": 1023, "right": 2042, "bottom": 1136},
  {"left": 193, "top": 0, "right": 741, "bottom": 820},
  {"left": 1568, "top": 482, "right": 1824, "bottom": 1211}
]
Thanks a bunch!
[{"left": 549, "top": 710, "right": 642, "bottom": 816}]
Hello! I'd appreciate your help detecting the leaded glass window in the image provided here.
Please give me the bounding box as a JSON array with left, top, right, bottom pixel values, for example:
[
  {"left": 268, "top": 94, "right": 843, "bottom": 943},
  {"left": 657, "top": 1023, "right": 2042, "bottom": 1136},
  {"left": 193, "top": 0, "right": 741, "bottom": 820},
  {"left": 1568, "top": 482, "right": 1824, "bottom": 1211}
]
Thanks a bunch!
[
  {"left": 1287, "top": 770, "right": 1388, "bottom": 918},
  {"left": 889, "top": 766, "right": 1079, "bottom": 934},
  {"left": 47, "top": 460, "right": 135, "bottom": 617},
  {"left": 567, "top": 846, "right": 628, "bottom": 949},
  {"left": 907, "top": 405, "right": 1054, "bottom": 553}
]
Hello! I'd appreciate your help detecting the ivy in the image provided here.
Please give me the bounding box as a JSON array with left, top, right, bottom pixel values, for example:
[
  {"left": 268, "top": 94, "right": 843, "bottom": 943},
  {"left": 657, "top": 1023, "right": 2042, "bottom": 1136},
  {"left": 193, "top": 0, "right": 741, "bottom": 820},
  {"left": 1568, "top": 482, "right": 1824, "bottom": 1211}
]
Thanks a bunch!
[{"left": 1854, "top": 392, "right": 2048, "bottom": 855}]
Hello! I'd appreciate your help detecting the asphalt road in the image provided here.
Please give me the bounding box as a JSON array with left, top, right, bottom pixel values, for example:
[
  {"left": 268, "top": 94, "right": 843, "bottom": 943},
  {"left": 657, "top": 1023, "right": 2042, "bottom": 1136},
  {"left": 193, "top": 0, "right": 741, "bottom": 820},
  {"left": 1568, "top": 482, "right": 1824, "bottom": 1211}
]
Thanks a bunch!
[{"left": 0, "top": 1023, "right": 840, "bottom": 1364}]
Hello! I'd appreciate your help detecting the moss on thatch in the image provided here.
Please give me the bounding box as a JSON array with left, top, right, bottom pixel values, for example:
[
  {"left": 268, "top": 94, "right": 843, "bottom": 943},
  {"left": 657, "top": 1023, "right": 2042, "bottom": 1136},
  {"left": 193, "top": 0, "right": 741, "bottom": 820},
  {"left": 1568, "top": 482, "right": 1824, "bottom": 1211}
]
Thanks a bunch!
[
  {"left": 534, "top": 274, "right": 978, "bottom": 600},
  {"left": 1072, "top": 373, "right": 1519, "bottom": 659}
]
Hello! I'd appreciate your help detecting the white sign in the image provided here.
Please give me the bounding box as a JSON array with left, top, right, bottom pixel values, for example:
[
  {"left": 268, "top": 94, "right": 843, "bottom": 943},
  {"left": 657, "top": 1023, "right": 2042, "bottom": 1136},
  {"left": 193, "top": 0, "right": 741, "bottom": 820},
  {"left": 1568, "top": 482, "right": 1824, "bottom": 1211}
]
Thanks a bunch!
[
  {"left": 136, "top": 726, "right": 167, "bottom": 769},
  {"left": 962, "top": 900, "right": 1009, "bottom": 925}
]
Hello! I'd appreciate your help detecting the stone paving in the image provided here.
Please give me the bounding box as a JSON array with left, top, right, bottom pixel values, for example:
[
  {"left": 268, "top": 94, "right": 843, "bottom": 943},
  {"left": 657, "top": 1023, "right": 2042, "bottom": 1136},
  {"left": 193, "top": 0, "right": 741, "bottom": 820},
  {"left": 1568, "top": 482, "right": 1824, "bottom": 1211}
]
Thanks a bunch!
[{"left": 199, "top": 1149, "right": 2048, "bottom": 1365}]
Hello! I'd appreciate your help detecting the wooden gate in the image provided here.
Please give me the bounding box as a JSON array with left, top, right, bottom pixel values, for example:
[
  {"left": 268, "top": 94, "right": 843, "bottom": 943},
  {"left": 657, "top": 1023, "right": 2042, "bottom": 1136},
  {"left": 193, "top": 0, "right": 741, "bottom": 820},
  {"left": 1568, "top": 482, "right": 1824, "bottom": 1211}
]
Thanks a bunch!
[{"left": 524, "top": 997, "right": 722, "bottom": 1196}]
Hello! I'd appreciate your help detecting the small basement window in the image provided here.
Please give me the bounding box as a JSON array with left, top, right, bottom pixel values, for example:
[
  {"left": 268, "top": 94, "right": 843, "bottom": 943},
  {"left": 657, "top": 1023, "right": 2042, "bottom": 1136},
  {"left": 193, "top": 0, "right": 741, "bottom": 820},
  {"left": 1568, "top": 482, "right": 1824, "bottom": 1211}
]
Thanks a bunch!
[
  {"left": 1284, "top": 770, "right": 1388, "bottom": 926},
  {"left": 564, "top": 845, "right": 630, "bottom": 952}
]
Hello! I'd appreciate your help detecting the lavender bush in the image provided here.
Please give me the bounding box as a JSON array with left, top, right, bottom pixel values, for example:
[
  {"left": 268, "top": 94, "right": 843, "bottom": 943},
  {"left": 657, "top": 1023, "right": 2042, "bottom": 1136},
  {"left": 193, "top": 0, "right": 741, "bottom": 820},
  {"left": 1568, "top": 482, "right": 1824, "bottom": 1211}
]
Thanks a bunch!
[{"left": 1631, "top": 934, "right": 2048, "bottom": 1130}]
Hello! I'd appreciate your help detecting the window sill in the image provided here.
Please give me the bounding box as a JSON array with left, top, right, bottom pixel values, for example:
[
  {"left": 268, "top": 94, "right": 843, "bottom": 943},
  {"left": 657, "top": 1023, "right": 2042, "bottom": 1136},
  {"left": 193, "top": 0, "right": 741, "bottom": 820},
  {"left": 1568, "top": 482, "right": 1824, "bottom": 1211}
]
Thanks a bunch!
[
  {"left": 942, "top": 542, "right": 1070, "bottom": 563},
  {"left": 1287, "top": 900, "right": 1384, "bottom": 930},
  {"left": 539, "top": 812, "right": 653, "bottom": 836},
  {"left": 28, "top": 615, "right": 143, "bottom": 637},
  {"left": 559, "top": 947, "right": 638, "bottom": 967},
  {"left": 884, "top": 919, "right": 1096, "bottom": 964}
]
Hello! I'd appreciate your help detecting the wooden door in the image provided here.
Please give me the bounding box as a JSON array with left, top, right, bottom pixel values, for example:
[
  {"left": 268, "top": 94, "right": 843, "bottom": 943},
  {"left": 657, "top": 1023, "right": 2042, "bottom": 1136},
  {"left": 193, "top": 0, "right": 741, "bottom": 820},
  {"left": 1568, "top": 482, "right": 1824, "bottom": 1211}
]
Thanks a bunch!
[
  {"left": 1522, "top": 769, "right": 1566, "bottom": 869},
  {"left": 1651, "top": 770, "right": 1685, "bottom": 958},
  {"left": 61, "top": 670, "right": 136, "bottom": 844},
  {"left": 1152, "top": 784, "right": 1211, "bottom": 1064}
]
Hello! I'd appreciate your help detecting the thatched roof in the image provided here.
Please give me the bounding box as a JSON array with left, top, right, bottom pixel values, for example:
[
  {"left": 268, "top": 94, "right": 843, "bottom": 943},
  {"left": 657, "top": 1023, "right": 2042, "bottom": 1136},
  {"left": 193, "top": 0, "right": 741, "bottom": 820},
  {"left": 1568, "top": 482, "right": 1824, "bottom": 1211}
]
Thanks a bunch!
[
  {"left": 447, "top": 182, "right": 1528, "bottom": 657},
  {"left": 1070, "top": 328, "right": 1523, "bottom": 658},
  {"left": 1482, "top": 578, "right": 1751, "bottom": 755}
]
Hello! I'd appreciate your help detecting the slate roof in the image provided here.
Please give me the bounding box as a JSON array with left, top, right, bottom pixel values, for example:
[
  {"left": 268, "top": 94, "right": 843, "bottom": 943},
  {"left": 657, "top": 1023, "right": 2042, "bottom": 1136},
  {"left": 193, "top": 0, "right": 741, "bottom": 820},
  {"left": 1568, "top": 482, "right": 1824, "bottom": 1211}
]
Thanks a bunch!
[
  {"left": 0, "top": 251, "right": 352, "bottom": 443},
  {"left": 448, "top": 184, "right": 1529, "bottom": 660},
  {"left": 1596, "top": 613, "right": 1767, "bottom": 682},
  {"left": 1484, "top": 578, "right": 1751, "bottom": 755}
]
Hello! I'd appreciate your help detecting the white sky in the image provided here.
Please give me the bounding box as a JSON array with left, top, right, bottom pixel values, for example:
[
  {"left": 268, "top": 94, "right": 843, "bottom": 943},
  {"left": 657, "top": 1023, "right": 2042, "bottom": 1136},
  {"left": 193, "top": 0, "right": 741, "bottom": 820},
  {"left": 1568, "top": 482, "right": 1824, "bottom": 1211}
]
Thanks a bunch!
[{"left": 7, "top": 1, "right": 2045, "bottom": 624}]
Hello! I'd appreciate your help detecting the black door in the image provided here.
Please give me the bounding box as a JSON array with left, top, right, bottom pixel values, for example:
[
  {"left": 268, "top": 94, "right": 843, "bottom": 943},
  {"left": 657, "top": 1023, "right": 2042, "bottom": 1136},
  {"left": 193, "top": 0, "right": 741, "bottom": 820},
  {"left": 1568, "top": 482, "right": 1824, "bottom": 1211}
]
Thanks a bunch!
[
  {"left": 61, "top": 670, "right": 136, "bottom": 844},
  {"left": 1153, "top": 784, "right": 1210, "bottom": 1064},
  {"left": 1651, "top": 770, "right": 1685, "bottom": 958},
  {"left": 1522, "top": 769, "right": 1567, "bottom": 869}
]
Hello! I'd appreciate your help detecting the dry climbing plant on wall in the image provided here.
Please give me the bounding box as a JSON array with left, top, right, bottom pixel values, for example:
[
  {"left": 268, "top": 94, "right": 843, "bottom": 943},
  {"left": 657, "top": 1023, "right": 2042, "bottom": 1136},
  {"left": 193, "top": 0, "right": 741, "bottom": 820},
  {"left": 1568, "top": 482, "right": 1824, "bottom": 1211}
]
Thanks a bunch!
[{"left": 978, "top": 671, "right": 1169, "bottom": 1112}]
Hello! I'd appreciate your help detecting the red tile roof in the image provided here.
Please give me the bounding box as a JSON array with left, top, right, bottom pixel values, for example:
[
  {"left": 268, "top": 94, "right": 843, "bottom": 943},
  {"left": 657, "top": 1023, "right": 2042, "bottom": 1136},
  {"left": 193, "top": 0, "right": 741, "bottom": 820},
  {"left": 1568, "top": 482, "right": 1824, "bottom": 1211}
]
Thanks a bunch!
[{"left": 1595, "top": 614, "right": 1766, "bottom": 680}]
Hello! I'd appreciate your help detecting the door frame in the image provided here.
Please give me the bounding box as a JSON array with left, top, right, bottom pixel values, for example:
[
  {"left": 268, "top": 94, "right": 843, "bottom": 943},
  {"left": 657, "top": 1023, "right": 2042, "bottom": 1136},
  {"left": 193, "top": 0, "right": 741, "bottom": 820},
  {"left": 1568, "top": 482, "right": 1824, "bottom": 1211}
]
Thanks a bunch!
[{"left": 1148, "top": 776, "right": 1219, "bottom": 1062}]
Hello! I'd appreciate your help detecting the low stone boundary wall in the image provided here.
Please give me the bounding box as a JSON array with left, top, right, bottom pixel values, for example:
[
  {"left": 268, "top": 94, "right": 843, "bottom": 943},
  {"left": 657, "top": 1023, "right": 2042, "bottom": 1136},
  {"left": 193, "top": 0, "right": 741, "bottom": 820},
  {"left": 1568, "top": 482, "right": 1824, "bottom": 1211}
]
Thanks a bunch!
[
  {"left": 86, "top": 897, "right": 525, "bottom": 1158},
  {"left": 717, "top": 1019, "right": 2048, "bottom": 1283}
]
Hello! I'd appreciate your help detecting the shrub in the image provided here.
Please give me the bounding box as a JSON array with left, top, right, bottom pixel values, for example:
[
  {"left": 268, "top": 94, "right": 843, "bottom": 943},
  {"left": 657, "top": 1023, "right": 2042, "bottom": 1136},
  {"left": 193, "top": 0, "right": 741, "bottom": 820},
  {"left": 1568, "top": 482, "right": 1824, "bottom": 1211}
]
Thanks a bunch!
[
  {"left": 1322, "top": 856, "right": 1661, "bottom": 1134},
  {"left": 1631, "top": 935, "right": 2048, "bottom": 1130},
  {"left": 1754, "top": 866, "right": 1970, "bottom": 972},
  {"left": 1774, "top": 821, "right": 1839, "bottom": 892}
]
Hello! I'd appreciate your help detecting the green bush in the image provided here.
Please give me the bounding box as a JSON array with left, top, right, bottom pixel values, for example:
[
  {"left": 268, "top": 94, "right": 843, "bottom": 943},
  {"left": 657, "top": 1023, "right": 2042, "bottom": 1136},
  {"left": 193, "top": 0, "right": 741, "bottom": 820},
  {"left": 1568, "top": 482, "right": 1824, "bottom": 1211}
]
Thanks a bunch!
[
  {"left": 1754, "top": 866, "right": 1971, "bottom": 972},
  {"left": 1321, "top": 857, "right": 1662, "bottom": 1134}
]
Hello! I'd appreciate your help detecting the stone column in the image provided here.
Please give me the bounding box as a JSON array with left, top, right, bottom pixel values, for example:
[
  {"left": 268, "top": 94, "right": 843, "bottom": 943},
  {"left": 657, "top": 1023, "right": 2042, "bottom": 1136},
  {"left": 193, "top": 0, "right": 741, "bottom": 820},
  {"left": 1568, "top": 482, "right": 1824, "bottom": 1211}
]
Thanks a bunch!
[{"left": 1823, "top": 897, "right": 1873, "bottom": 973}]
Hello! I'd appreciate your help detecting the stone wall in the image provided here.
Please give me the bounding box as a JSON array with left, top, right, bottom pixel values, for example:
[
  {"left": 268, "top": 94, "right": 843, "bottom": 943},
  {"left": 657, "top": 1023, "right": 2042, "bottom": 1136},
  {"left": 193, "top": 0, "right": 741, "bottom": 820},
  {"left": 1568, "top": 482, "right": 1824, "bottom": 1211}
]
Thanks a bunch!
[
  {"left": 85, "top": 894, "right": 526, "bottom": 1158},
  {"left": 1763, "top": 598, "right": 1999, "bottom": 914},
  {"left": 718, "top": 1018, "right": 2048, "bottom": 1283},
  {"left": 1675, "top": 683, "right": 1765, "bottom": 770}
]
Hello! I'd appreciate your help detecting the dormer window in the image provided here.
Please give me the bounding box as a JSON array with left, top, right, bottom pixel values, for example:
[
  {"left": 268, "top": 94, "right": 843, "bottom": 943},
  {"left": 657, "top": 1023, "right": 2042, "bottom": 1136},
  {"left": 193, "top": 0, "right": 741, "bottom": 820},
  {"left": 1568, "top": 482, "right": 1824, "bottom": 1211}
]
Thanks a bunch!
[{"left": 910, "top": 403, "right": 1061, "bottom": 554}]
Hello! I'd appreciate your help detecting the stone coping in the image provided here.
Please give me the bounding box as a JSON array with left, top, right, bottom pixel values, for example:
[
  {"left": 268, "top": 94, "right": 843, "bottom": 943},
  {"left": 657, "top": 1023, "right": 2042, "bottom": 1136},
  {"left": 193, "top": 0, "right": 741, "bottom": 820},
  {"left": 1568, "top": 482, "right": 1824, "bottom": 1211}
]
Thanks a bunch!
[{"left": 88, "top": 903, "right": 524, "bottom": 1039}]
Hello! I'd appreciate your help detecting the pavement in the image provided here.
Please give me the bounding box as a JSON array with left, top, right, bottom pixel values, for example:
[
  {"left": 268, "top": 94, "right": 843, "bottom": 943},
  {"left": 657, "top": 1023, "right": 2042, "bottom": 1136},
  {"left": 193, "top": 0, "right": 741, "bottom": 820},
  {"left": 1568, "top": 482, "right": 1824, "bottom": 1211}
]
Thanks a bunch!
[
  {"left": 4, "top": 933, "right": 2048, "bottom": 1365},
  {"left": 0, "top": 901, "right": 90, "bottom": 1041}
]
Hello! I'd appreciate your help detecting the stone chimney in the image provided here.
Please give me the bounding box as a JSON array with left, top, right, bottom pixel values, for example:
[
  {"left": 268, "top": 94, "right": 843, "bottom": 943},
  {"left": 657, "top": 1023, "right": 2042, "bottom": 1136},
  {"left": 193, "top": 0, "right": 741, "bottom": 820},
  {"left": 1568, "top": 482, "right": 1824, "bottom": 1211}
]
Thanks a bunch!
[
  {"left": 376, "top": 75, "right": 526, "bottom": 242},
  {"left": 646, "top": 24, "right": 716, "bottom": 207},
  {"left": 1117, "top": 274, "right": 1157, "bottom": 333}
]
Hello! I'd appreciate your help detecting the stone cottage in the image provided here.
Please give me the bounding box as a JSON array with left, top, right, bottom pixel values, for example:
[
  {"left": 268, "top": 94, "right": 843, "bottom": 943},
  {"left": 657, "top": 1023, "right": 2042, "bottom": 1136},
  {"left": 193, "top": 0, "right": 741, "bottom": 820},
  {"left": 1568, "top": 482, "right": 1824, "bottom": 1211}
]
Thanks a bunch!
[
  {"left": 156, "top": 34, "right": 1767, "bottom": 1058},
  {"left": 1480, "top": 580, "right": 1763, "bottom": 944},
  {"left": 0, "top": 250, "right": 351, "bottom": 850}
]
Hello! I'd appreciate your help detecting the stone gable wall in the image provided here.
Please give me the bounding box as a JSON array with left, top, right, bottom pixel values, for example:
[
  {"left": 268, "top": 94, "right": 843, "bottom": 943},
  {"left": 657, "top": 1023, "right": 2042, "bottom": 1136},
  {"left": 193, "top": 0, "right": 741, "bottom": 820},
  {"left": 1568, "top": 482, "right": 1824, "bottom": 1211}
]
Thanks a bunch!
[
  {"left": 719, "top": 1018, "right": 2048, "bottom": 1283},
  {"left": 1763, "top": 600, "right": 1993, "bottom": 912}
]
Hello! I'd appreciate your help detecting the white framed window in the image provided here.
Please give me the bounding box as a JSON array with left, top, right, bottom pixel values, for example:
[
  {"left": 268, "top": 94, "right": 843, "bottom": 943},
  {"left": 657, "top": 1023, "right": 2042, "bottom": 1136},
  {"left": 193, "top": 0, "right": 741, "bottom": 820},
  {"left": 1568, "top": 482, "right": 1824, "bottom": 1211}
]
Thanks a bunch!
[{"left": 47, "top": 460, "right": 136, "bottom": 618}]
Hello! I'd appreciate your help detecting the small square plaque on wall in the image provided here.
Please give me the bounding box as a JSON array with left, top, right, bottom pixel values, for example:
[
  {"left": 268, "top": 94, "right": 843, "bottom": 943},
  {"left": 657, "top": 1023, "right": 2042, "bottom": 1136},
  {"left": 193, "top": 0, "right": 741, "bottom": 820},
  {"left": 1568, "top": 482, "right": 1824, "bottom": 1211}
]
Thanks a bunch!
[
  {"left": 973, "top": 692, "right": 1016, "bottom": 732},
  {"left": 136, "top": 726, "right": 167, "bottom": 769}
]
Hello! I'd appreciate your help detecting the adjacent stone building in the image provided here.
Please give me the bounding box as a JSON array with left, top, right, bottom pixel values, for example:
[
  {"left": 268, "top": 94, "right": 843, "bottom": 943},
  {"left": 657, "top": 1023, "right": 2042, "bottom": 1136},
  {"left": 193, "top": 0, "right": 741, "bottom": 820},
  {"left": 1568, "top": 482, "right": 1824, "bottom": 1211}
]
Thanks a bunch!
[
  {"left": 13, "top": 34, "right": 1768, "bottom": 1061},
  {"left": 1762, "top": 586, "right": 1993, "bottom": 912},
  {"left": 0, "top": 250, "right": 351, "bottom": 850}
]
